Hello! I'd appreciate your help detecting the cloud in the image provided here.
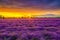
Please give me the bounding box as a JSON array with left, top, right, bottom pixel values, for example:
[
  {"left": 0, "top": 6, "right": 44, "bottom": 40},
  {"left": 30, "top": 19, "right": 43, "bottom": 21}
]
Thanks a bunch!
[{"left": 0, "top": 0, "right": 60, "bottom": 9}]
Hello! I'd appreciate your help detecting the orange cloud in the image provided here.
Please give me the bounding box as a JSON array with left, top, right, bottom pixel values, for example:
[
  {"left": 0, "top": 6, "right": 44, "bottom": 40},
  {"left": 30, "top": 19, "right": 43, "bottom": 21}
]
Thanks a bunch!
[{"left": 0, "top": 7, "right": 60, "bottom": 17}]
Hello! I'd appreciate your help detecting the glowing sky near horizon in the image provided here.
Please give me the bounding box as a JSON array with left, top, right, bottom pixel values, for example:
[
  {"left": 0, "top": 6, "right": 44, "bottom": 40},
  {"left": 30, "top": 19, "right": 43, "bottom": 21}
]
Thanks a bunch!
[{"left": 0, "top": 0, "right": 60, "bottom": 17}]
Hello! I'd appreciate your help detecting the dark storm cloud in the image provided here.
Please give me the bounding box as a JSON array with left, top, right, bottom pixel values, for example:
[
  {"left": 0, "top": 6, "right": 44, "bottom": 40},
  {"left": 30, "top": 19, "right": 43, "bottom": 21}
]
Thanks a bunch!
[{"left": 0, "top": 0, "right": 60, "bottom": 9}]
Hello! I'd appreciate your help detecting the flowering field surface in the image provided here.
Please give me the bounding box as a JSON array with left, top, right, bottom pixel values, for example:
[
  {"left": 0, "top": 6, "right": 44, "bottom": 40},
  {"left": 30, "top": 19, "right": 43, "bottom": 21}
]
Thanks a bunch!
[{"left": 0, "top": 18, "right": 60, "bottom": 40}]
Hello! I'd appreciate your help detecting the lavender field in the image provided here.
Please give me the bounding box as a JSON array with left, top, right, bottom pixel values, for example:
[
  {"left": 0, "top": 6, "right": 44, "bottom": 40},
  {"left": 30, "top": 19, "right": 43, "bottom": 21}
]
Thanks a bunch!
[{"left": 0, "top": 17, "right": 60, "bottom": 40}]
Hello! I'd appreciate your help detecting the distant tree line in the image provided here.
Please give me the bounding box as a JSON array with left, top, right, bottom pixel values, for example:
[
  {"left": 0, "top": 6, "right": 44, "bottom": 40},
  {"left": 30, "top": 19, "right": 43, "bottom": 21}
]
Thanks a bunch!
[{"left": 0, "top": 15, "right": 4, "bottom": 19}]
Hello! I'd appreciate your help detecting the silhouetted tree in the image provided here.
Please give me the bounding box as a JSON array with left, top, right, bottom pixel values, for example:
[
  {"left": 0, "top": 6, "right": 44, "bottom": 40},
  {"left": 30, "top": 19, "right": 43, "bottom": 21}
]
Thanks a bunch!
[{"left": 0, "top": 15, "right": 4, "bottom": 19}]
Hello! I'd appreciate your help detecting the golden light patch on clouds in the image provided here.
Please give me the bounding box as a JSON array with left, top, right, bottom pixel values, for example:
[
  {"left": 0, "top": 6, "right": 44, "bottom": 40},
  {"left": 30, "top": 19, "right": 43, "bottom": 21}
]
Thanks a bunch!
[
  {"left": 0, "top": 12, "right": 24, "bottom": 17},
  {"left": 0, "top": 8, "right": 60, "bottom": 17},
  {"left": 0, "top": 11, "right": 60, "bottom": 18}
]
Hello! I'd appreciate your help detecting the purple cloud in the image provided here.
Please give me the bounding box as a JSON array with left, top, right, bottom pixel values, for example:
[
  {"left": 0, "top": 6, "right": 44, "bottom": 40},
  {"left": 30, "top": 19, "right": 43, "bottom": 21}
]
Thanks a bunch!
[{"left": 0, "top": 0, "right": 60, "bottom": 9}]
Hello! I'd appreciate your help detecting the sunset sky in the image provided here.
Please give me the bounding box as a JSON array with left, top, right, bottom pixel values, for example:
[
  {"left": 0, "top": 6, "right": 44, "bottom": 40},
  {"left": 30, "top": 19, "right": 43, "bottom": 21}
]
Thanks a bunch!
[{"left": 0, "top": 0, "right": 60, "bottom": 17}]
